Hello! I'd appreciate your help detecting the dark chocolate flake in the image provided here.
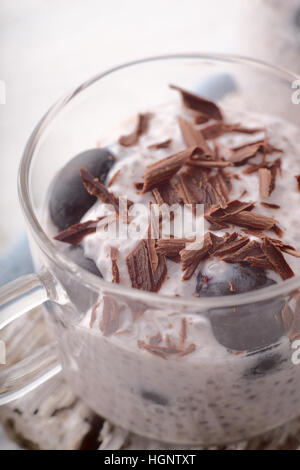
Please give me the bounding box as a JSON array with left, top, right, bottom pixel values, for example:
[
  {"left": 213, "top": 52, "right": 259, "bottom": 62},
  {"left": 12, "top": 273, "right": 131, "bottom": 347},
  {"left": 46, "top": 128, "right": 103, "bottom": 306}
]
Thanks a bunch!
[
  {"left": 110, "top": 246, "right": 120, "bottom": 284},
  {"left": 260, "top": 202, "right": 280, "bottom": 210},
  {"left": 178, "top": 117, "right": 213, "bottom": 156},
  {"left": 148, "top": 139, "right": 172, "bottom": 150},
  {"left": 226, "top": 211, "right": 276, "bottom": 231},
  {"left": 152, "top": 183, "right": 183, "bottom": 207},
  {"left": 194, "top": 113, "right": 210, "bottom": 125},
  {"left": 261, "top": 238, "right": 294, "bottom": 280},
  {"left": 222, "top": 240, "right": 263, "bottom": 263},
  {"left": 80, "top": 168, "right": 119, "bottom": 212},
  {"left": 142, "top": 147, "right": 198, "bottom": 193},
  {"left": 138, "top": 338, "right": 196, "bottom": 359},
  {"left": 213, "top": 236, "right": 249, "bottom": 257},
  {"left": 149, "top": 332, "right": 163, "bottom": 345},
  {"left": 170, "top": 84, "right": 223, "bottom": 120},
  {"left": 201, "top": 122, "right": 264, "bottom": 140},
  {"left": 180, "top": 232, "right": 214, "bottom": 280},
  {"left": 223, "top": 139, "right": 283, "bottom": 167},
  {"left": 119, "top": 113, "right": 153, "bottom": 147},
  {"left": 156, "top": 238, "right": 191, "bottom": 259},
  {"left": 126, "top": 239, "right": 167, "bottom": 292},
  {"left": 54, "top": 219, "right": 100, "bottom": 246},
  {"left": 180, "top": 318, "right": 187, "bottom": 345},
  {"left": 100, "top": 296, "right": 120, "bottom": 336},
  {"left": 259, "top": 168, "right": 273, "bottom": 198}
]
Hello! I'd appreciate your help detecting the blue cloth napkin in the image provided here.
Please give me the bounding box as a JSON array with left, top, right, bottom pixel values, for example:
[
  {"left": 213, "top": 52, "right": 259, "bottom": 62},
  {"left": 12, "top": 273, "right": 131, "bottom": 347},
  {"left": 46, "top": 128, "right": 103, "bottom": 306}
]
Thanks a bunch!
[
  {"left": 0, "top": 235, "right": 34, "bottom": 287},
  {"left": 0, "top": 73, "right": 237, "bottom": 288}
]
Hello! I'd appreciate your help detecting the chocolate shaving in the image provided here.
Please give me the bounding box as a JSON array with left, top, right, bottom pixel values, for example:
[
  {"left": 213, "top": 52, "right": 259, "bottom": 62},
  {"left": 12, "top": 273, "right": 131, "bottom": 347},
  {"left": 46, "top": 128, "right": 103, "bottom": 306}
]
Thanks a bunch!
[
  {"left": 208, "top": 200, "right": 276, "bottom": 232},
  {"left": 180, "top": 318, "right": 187, "bottom": 345},
  {"left": 175, "top": 167, "right": 229, "bottom": 213},
  {"left": 201, "top": 122, "right": 264, "bottom": 140},
  {"left": 273, "top": 224, "right": 284, "bottom": 238},
  {"left": 208, "top": 173, "right": 231, "bottom": 207},
  {"left": 295, "top": 175, "right": 300, "bottom": 192},
  {"left": 218, "top": 170, "right": 233, "bottom": 195},
  {"left": 206, "top": 216, "right": 229, "bottom": 231},
  {"left": 259, "top": 168, "right": 273, "bottom": 198},
  {"left": 222, "top": 240, "right": 263, "bottom": 263},
  {"left": 156, "top": 238, "right": 192, "bottom": 259},
  {"left": 138, "top": 339, "right": 196, "bottom": 359},
  {"left": 126, "top": 239, "right": 167, "bottom": 292},
  {"left": 175, "top": 172, "right": 205, "bottom": 208},
  {"left": 260, "top": 236, "right": 300, "bottom": 259},
  {"left": 260, "top": 202, "right": 280, "bottom": 210},
  {"left": 100, "top": 296, "right": 120, "bottom": 336},
  {"left": 219, "top": 238, "right": 273, "bottom": 270},
  {"left": 148, "top": 139, "right": 172, "bottom": 149},
  {"left": 281, "top": 248, "right": 300, "bottom": 258},
  {"left": 213, "top": 236, "right": 249, "bottom": 257},
  {"left": 178, "top": 117, "right": 213, "bottom": 156},
  {"left": 119, "top": 113, "right": 152, "bottom": 147},
  {"left": 225, "top": 211, "right": 276, "bottom": 231},
  {"left": 152, "top": 183, "right": 183, "bottom": 207},
  {"left": 244, "top": 255, "right": 274, "bottom": 271},
  {"left": 209, "top": 199, "right": 255, "bottom": 219},
  {"left": 180, "top": 343, "right": 196, "bottom": 357},
  {"left": 223, "top": 141, "right": 263, "bottom": 166},
  {"left": 149, "top": 332, "right": 163, "bottom": 345},
  {"left": 142, "top": 147, "right": 198, "bottom": 193},
  {"left": 223, "top": 139, "right": 283, "bottom": 166},
  {"left": 261, "top": 238, "right": 294, "bottom": 280},
  {"left": 134, "top": 182, "right": 144, "bottom": 192},
  {"left": 90, "top": 302, "right": 100, "bottom": 328},
  {"left": 194, "top": 113, "right": 210, "bottom": 125},
  {"left": 110, "top": 246, "right": 120, "bottom": 284},
  {"left": 80, "top": 168, "right": 119, "bottom": 212},
  {"left": 180, "top": 232, "right": 213, "bottom": 280},
  {"left": 54, "top": 219, "right": 100, "bottom": 245},
  {"left": 187, "top": 159, "right": 232, "bottom": 169},
  {"left": 147, "top": 234, "right": 159, "bottom": 274},
  {"left": 243, "top": 157, "right": 282, "bottom": 178},
  {"left": 170, "top": 84, "right": 223, "bottom": 120},
  {"left": 108, "top": 169, "right": 121, "bottom": 187}
]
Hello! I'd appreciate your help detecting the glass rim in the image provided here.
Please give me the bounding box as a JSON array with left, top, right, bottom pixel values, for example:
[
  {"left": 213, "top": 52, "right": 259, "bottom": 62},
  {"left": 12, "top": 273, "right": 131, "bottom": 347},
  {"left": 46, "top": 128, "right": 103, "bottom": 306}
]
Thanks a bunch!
[{"left": 18, "top": 52, "right": 300, "bottom": 310}]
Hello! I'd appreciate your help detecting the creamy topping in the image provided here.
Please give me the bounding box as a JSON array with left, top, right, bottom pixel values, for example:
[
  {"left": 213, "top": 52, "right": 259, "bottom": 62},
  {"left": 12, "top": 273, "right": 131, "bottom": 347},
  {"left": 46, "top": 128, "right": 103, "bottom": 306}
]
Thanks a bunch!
[{"left": 77, "top": 101, "right": 300, "bottom": 295}]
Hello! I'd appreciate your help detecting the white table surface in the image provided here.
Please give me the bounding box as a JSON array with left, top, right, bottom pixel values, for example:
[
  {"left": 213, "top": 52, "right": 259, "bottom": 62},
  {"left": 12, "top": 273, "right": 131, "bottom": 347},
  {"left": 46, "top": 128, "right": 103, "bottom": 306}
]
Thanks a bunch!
[{"left": 0, "top": 0, "right": 299, "bottom": 450}]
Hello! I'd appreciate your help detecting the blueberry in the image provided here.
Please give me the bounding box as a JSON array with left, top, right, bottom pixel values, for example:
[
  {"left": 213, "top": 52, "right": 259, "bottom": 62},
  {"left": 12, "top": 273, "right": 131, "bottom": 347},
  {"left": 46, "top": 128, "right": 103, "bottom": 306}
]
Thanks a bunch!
[
  {"left": 141, "top": 390, "right": 169, "bottom": 406},
  {"left": 197, "top": 264, "right": 270, "bottom": 297},
  {"left": 197, "top": 263, "right": 285, "bottom": 352},
  {"left": 246, "top": 351, "right": 287, "bottom": 378},
  {"left": 49, "top": 148, "right": 115, "bottom": 231},
  {"left": 64, "top": 245, "right": 102, "bottom": 277}
]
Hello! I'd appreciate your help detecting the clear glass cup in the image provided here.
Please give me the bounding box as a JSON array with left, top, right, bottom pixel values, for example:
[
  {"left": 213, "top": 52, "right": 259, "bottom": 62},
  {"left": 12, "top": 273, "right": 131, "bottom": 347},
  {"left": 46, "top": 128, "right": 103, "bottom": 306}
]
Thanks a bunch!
[{"left": 1, "top": 54, "right": 300, "bottom": 446}]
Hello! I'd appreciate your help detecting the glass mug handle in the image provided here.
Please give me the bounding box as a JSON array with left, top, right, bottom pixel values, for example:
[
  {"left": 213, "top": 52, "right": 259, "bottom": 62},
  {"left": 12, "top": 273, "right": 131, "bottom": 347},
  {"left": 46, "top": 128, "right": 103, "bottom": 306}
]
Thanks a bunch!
[{"left": 0, "top": 272, "right": 63, "bottom": 405}]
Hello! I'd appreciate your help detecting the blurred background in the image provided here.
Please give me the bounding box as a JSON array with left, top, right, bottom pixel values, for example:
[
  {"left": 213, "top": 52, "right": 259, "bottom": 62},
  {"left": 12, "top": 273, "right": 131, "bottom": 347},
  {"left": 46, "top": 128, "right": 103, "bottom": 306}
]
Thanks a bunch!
[{"left": 0, "top": 0, "right": 300, "bottom": 449}]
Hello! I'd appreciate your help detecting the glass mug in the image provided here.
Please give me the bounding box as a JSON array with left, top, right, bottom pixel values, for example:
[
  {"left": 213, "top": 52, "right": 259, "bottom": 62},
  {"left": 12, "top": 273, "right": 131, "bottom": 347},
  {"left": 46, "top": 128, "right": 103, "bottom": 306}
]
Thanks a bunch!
[{"left": 1, "top": 54, "right": 300, "bottom": 446}]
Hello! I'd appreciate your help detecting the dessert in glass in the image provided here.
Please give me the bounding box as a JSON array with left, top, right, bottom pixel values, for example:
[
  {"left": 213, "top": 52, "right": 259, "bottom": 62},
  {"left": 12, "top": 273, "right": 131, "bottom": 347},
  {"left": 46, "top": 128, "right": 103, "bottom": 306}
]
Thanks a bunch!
[{"left": 1, "top": 55, "right": 300, "bottom": 446}]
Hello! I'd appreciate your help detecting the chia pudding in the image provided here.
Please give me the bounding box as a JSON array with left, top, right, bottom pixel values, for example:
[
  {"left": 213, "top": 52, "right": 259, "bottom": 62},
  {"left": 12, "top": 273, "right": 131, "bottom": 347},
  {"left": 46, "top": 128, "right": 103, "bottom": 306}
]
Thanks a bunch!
[{"left": 45, "top": 84, "right": 300, "bottom": 445}]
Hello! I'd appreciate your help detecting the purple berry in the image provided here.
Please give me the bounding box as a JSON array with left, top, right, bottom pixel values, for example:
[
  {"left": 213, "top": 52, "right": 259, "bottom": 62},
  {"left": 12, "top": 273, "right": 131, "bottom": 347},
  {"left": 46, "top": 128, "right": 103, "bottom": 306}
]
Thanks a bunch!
[
  {"left": 196, "top": 263, "right": 285, "bottom": 352},
  {"left": 49, "top": 148, "right": 115, "bottom": 231}
]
